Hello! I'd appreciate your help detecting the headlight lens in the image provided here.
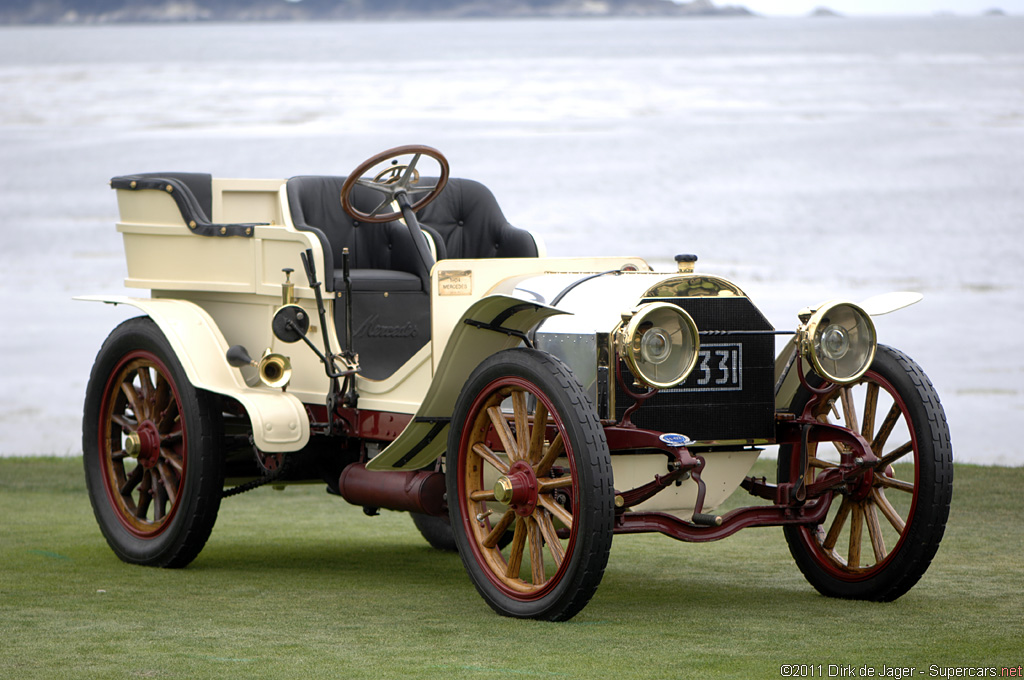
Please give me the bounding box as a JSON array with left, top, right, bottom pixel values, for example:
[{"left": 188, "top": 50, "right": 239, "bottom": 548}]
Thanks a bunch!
[
  {"left": 619, "top": 302, "right": 699, "bottom": 389},
  {"left": 803, "top": 301, "right": 876, "bottom": 384},
  {"left": 819, "top": 324, "right": 851, "bottom": 361},
  {"left": 640, "top": 327, "right": 673, "bottom": 364}
]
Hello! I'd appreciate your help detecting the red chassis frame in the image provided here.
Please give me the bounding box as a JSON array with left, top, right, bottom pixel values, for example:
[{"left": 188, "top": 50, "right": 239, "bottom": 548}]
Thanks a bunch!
[
  {"left": 312, "top": 384, "right": 873, "bottom": 545},
  {"left": 605, "top": 410, "right": 876, "bottom": 543}
]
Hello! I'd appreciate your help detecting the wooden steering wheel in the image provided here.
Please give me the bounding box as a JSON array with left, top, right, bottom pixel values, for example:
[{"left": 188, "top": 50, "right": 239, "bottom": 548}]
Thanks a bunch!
[{"left": 340, "top": 145, "right": 450, "bottom": 223}]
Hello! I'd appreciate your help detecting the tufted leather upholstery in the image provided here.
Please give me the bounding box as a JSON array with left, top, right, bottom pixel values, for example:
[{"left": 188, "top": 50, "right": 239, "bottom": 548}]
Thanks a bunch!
[
  {"left": 286, "top": 176, "right": 429, "bottom": 292},
  {"left": 135, "top": 172, "right": 213, "bottom": 220},
  {"left": 110, "top": 172, "right": 271, "bottom": 238},
  {"left": 286, "top": 176, "right": 537, "bottom": 292},
  {"left": 417, "top": 178, "right": 539, "bottom": 260},
  {"left": 285, "top": 174, "right": 538, "bottom": 380}
]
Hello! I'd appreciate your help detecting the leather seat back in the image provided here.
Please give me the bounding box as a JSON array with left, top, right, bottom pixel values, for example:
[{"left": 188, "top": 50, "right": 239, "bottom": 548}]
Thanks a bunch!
[
  {"left": 286, "top": 176, "right": 430, "bottom": 291},
  {"left": 416, "top": 178, "right": 538, "bottom": 260}
]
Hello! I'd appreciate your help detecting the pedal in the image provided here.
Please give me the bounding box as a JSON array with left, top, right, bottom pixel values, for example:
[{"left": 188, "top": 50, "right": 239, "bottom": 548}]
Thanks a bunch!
[
  {"left": 686, "top": 456, "right": 721, "bottom": 527},
  {"left": 691, "top": 512, "right": 723, "bottom": 527}
]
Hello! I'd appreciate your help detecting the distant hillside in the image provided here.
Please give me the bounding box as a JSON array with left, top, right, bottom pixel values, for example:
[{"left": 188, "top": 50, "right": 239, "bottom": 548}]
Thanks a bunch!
[{"left": 0, "top": 0, "right": 753, "bottom": 24}]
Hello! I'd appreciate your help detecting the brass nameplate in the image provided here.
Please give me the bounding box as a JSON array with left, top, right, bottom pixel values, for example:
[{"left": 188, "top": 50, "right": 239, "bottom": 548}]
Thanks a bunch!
[{"left": 438, "top": 270, "right": 472, "bottom": 296}]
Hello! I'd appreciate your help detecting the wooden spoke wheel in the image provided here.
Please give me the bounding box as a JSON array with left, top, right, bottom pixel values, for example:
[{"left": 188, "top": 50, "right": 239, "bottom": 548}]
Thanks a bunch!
[
  {"left": 779, "top": 345, "right": 952, "bottom": 600},
  {"left": 83, "top": 317, "right": 224, "bottom": 568},
  {"left": 447, "top": 349, "right": 614, "bottom": 621}
]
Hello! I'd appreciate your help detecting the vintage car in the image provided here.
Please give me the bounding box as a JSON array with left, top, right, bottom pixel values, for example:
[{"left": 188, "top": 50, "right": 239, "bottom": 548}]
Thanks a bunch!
[{"left": 79, "top": 145, "right": 953, "bottom": 621}]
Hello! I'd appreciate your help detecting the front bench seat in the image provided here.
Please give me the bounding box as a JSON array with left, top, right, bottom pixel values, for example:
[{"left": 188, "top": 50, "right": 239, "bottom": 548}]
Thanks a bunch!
[
  {"left": 285, "top": 175, "right": 538, "bottom": 381},
  {"left": 286, "top": 176, "right": 429, "bottom": 294},
  {"left": 416, "top": 178, "right": 539, "bottom": 260},
  {"left": 287, "top": 175, "right": 433, "bottom": 380}
]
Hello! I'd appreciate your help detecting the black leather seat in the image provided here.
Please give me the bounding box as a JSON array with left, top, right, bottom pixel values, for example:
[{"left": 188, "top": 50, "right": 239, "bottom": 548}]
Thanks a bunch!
[
  {"left": 286, "top": 176, "right": 538, "bottom": 290},
  {"left": 110, "top": 172, "right": 261, "bottom": 238},
  {"left": 288, "top": 176, "right": 437, "bottom": 379},
  {"left": 285, "top": 175, "right": 537, "bottom": 380},
  {"left": 287, "top": 176, "right": 430, "bottom": 293},
  {"left": 143, "top": 172, "right": 214, "bottom": 220},
  {"left": 417, "top": 178, "right": 539, "bottom": 260}
]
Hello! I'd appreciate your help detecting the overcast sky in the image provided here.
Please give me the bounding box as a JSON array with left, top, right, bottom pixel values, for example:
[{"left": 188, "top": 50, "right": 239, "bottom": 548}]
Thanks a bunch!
[{"left": 731, "top": 0, "right": 1021, "bottom": 14}]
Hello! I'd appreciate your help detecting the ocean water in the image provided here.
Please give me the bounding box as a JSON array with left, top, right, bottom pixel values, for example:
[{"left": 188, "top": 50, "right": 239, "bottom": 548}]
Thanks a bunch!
[{"left": 0, "top": 16, "right": 1021, "bottom": 463}]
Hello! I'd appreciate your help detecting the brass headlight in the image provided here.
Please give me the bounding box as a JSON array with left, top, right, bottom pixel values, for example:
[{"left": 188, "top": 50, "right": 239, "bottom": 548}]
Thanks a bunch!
[
  {"left": 618, "top": 302, "right": 699, "bottom": 389},
  {"left": 801, "top": 300, "right": 876, "bottom": 385}
]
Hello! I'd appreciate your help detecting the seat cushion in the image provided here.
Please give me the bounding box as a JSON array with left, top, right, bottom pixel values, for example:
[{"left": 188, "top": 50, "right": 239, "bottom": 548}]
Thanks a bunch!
[{"left": 336, "top": 269, "right": 423, "bottom": 292}]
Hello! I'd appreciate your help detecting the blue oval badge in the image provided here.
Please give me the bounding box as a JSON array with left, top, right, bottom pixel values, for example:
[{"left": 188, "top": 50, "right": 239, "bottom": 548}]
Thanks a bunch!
[{"left": 659, "top": 433, "right": 694, "bottom": 448}]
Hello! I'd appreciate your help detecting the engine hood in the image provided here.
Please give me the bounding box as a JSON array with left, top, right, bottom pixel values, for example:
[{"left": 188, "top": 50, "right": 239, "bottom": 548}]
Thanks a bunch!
[
  {"left": 510, "top": 271, "right": 756, "bottom": 422},
  {"left": 511, "top": 270, "right": 748, "bottom": 335}
]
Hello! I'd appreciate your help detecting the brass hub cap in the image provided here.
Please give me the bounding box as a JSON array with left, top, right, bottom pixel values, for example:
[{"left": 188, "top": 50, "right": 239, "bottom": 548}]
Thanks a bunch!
[
  {"left": 132, "top": 421, "right": 162, "bottom": 470},
  {"left": 124, "top": 432, "right": 141, "bottom": 459},
  {"left": 494, "top": 460, "right": 539, "bottom": 517},
  {"left": 493, "top": 476, "right": 515, "bottom": 504}
]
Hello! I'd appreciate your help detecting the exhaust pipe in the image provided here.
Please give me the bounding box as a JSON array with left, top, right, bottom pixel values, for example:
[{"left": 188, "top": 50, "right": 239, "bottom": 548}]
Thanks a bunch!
[{"left": 338, "top": 463, "right": 446, "bottom": 517}]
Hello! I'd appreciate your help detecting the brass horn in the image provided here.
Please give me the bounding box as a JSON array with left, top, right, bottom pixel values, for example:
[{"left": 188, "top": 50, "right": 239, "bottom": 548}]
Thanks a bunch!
[
  {"left": 257, "top": 350, "right": 292, "bottom": 389},
  {"left": 225, "top": 345, "right": 292, "bottom": 389}
]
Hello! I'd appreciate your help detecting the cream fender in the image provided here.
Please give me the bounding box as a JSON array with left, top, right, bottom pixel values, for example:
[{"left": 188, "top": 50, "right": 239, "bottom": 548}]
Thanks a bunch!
[{"left": 76, "top": 295, "right": 310, "bottom": 453}]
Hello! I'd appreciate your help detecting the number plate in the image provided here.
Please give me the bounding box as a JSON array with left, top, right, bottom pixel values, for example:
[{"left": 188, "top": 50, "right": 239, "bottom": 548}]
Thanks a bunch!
[{"left": 663, "top": 342, "right": 743, "bottom": 393}]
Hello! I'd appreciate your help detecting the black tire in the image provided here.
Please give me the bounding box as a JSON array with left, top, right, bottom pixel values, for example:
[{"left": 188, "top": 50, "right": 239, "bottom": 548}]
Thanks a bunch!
[
  {"left": 446, "top": 348, "right": 614, "bottom": 621},
  {"left": 83, "top": 317, "right": 225, "bottom": 568},
  {"left": 778, "top": 345, "right": 952, "bottom": 600},
  {"left": 411, "top": 512, "right": 458, "bottom": 552},
  {"left": 412, "top": 510, "right": 514, "bottom": 552}
]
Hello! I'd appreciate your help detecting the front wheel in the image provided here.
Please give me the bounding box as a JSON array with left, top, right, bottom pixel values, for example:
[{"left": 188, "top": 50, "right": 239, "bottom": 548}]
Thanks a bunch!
[
  {"left": 778, "top": 345, "right": 952, "bottom": 600},
  {"left": 447, "top": 349, "right": 615, "bottom": 621},
  {"left": 83, "top": 317, "right": 225, "bottom": 568}
]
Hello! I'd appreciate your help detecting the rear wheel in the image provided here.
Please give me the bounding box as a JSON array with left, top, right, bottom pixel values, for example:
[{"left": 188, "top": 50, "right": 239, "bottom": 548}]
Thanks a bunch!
[
  {"left": 411, "top": 506, "right": 514, "bottom": 553},
  {"left": 410, "top": 512, "right": 458, "bottom": 552},
  {"left": 83, "top": 317, "right": 224, "bottom": 567},
  {"left": 778, "top": 345, "right": 952, "bottom": 600},
  {"left": 447, "top": 349, "right": 614, "bottom": 621}
]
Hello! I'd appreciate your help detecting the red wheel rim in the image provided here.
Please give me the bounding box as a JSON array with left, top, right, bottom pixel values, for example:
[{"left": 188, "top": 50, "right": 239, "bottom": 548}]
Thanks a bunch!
[
  {"left": 793, "top": 370, "right": 920, "bottom": 581},
  {"left": 456, "top": 376, "right": 579, "bottom": 601},
  {"left": 97, "top": 351, "right": 188, "bottom": 539}
]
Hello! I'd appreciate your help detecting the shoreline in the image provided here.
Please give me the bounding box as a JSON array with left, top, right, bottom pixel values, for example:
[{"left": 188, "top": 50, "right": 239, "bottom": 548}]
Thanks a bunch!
[{"left": 0, "top": 1, "right": 754, "bottom": 26}]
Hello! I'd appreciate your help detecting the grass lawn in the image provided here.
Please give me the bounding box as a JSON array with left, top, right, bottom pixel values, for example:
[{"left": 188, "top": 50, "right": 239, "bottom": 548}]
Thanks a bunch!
[{"left": 1, "top": 457, "right": 1021, "bottom": 680}]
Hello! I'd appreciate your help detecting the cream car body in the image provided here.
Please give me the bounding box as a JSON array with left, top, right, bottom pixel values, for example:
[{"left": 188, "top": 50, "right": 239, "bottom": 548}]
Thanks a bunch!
[{"left": 79, "top": 147, "right": 952, "bottom": 622}]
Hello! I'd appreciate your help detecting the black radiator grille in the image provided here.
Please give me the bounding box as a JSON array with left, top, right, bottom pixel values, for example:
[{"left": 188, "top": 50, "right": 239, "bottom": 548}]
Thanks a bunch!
[{"left": 614, "top": 297, "right": 776, "bottom": 443}]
